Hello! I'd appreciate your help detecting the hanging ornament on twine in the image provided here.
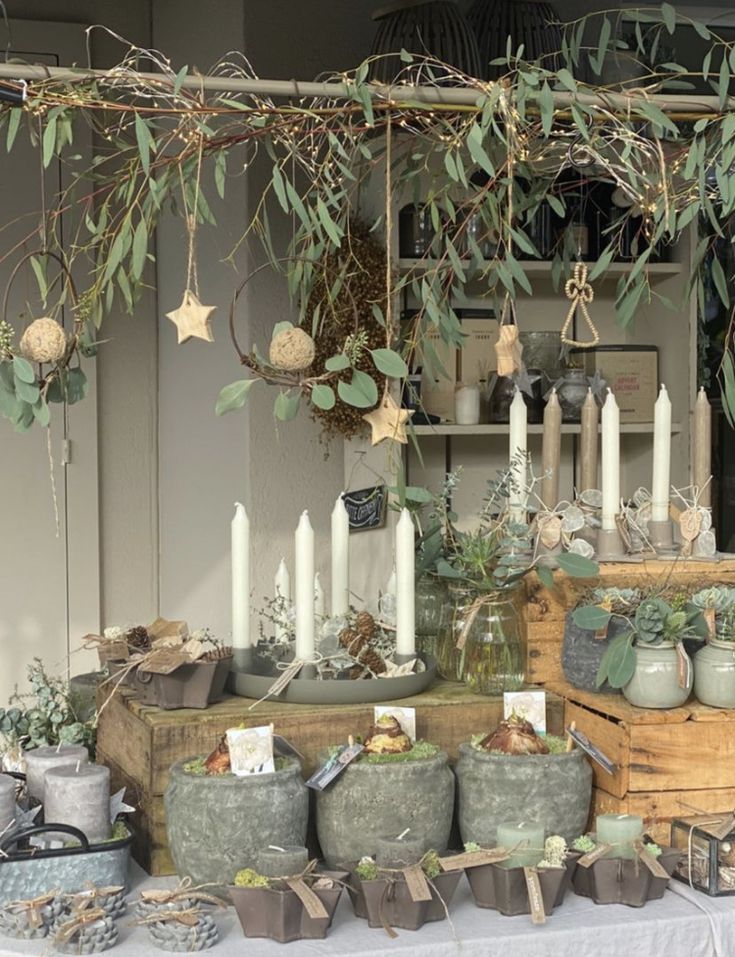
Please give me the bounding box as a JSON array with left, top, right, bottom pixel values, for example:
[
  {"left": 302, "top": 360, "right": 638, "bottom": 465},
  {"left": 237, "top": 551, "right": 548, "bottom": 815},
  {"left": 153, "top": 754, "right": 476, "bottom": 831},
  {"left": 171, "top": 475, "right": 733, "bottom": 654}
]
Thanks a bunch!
[
  {"left": 494, "top": 295, "right": 523, "bottom": 376},
  {"left": 560, "top": 261, "right": 600, "bottom": 349},
  {"left": 166, "top": 133, "right": 216, "bottom": 344}
]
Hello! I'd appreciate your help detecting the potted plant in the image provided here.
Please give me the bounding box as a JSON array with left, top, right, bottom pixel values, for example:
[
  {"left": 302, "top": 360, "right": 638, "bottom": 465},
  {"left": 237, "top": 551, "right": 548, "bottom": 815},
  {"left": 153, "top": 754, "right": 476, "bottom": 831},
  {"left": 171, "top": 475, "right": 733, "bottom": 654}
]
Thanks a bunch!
[
  {"left": 455, "top": 715, "right": 592, "bottom": 846},
  {"left": 562, "top": 587, "right": 641, "bottom": 693},
  {"left": 412, "top": 467, "right": 598, "bottom": 693},
  {"left": 571, "top": 835, "right": 682, "bottom": 907},
  {"left": 315, "top": 715, "right": 454, "bottom": 868},
  {"left": 164, "top": 736, "right": 309, "bottom": 896},
  {"left": 574, "top": 595, "right": 709, "bottom": 708},
  {"left": 691, "top": 587, "right": 735, "bottom": 708}
]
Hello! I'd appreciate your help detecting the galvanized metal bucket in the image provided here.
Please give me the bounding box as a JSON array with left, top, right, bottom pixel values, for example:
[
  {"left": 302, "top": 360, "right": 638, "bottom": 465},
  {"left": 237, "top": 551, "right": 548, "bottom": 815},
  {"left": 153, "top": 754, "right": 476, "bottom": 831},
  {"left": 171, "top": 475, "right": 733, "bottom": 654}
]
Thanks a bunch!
[{"left": 0, "top": 823, "right": 132, "bottom": 905}]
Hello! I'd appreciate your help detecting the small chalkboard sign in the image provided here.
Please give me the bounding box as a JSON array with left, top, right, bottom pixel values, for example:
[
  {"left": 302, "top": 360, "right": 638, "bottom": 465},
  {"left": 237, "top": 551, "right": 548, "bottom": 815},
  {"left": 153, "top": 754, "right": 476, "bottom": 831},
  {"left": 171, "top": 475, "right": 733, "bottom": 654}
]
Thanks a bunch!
[{"left": 343, "top": 485, "right": 387, "bottom": 531}]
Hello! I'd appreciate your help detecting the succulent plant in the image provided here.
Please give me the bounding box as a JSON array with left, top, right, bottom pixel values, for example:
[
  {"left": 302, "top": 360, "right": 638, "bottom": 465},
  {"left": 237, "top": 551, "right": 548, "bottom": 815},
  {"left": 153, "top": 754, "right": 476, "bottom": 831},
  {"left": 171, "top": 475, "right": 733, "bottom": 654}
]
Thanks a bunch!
[
  {"left": 634, "top": 597, "right": 669, "bottom": 644},
  {"left": 572, "top": 835, "right": 596, "bottom": 853},
  {"left": 355, "top": 856, "right": 379, "bottom": 881},
  {"left": 592, "top": 587, "right": 641, "bottom": 610},
  {"left": 691, "top": 587, "right": 735, "bottom": 613}
]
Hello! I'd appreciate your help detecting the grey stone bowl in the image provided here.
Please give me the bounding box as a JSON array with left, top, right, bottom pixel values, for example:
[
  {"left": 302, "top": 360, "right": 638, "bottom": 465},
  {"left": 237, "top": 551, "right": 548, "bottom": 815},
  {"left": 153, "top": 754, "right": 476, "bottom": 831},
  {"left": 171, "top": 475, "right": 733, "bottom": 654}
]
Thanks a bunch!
[
  {"left": 456, "top": 743, "right": 592, "bottom": 846},
  {"left": 164, "top": 757, "right": 308, "bottom": 896},
  {"left": 315, "top": 751, "right": 455, "bottom": 867}
]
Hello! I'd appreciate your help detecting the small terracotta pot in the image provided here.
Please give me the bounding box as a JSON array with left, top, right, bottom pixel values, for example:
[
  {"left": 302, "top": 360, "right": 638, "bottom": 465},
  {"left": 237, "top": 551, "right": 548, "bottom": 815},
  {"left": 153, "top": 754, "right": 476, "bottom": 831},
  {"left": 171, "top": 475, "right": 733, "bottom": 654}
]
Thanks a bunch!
[
  {"left": 466, "top": 857, "right": 577, "bottom": 916},
  {"left": 572, "top": 848, "right": 681, "bottom": 907},
  {"left": 229, "top": 871, "right": 346, "bottom": 943},
  {"left": 349, "top": 869, "right": 462, "bottom": 931},
  {"left": 131, "top": 657, "right": 232, "bottom": 710}
]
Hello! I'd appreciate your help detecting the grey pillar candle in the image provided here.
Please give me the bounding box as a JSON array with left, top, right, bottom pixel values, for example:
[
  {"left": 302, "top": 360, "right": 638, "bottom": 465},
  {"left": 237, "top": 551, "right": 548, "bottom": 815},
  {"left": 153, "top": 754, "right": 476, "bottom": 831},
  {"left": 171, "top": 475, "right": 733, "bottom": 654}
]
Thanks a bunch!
[
  {"left": 0, "top": 774, "right": 16, "bottom": 836},
  {"left": 579, "top": 388, "right": 599, "bottom": 493},
  {"left": 375, "top": 836, "right": 425, "bottom": 869},
  {"left": 24, "top": 744, "right": 89, "bottom": 802},
  {"left": 43, "top": 763, "right": 111, "bottom": 844},
  {"left": 256, "top": 845, "right": 309, "bottom": 878}
]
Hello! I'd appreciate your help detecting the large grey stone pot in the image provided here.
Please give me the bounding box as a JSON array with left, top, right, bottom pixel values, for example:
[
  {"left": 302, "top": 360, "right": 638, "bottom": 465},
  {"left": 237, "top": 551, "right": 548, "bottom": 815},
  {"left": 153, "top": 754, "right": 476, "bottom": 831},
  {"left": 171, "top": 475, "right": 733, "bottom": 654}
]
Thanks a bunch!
[
  {"left": 562, "top": 612, "right": 628, "bottom": 693},
  {"left": 164, "top": 757, "right": 308, "bottom": 894},
  {"left": 455, "top": 743, "right": 592, "bottom": 845},
  {"left": 315, "top": 752, "right": 455, "bottom": 867}
]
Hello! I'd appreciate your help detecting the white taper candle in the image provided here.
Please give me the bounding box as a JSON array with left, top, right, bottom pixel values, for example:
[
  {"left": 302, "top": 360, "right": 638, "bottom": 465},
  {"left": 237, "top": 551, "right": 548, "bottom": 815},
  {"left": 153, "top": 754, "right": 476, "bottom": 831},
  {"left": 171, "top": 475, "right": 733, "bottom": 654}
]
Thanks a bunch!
[
  {"left": 231, "top": 502, "right": 250, "bottom": 650},
  {"left": 601, "top": 392, "right": 621, "bottom": 532},
  {"left": 651, "top": 384, "right": 672, "bottom": 523},
  {"left": 508, "top": 389, "right": 527, "bottom": 522},
  {"left": 294, "top": 511, "right": 315, "bottom": 660},
  {"left": 395, "top": 508, "right": 416, "bottom": 657},
  {"left": 331, "top": 495, "right": 350, "bottom": 617}
]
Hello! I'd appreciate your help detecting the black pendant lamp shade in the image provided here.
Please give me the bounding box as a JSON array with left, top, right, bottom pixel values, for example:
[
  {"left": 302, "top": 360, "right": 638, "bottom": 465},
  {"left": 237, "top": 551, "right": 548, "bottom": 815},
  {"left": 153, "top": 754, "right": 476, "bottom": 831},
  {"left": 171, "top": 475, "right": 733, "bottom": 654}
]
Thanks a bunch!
[
  {"left": 370, "top": 0, "right": 481, "bottom": 84},
  {"left": 468, "top": 0, "right": 563, "bottom": 80}
]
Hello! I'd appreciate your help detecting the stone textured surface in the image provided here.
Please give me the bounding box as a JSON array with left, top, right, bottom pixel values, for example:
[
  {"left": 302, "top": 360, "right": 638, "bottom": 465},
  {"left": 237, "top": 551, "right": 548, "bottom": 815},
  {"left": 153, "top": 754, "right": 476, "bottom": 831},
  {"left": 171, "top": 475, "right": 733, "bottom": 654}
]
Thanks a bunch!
[
  {"left": 0, "top": 845, "right": 131, "bottom": 907},
  {"left": 315, "top": 752, "right": 455, "bottom": 867},
  {"left": 561, "top": 613, "right": 628, "bottom": 693},
  {"left": 164, "top": 758, "right": 308, "bottom": 893},
  {"left": 147, "top": 913, "right": 218, "bottom": 952},
  {"left": 456, "top": 744, "right": 592, "bottom": 845}
]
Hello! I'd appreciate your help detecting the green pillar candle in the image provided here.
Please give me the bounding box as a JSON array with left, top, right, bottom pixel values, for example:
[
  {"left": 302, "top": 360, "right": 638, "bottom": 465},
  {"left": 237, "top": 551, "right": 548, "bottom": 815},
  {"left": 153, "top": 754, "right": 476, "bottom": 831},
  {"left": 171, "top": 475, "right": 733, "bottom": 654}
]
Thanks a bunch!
[
  {"left": 497, "top": 821, "right": 545, "bottom": 868},
  {"left": 596, "top": 813, "right": 643, "bottom": 859}
]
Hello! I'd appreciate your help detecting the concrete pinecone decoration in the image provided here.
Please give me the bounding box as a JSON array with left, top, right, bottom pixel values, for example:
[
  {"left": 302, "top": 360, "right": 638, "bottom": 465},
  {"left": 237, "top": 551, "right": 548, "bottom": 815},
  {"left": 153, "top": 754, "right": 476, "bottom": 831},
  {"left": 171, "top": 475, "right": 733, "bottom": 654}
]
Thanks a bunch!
[
  {"left": 19, "top": 317, "right": 67, "bottom": 363},
  {"left": 135, "top": 898, "right": 195, "bottom": 921},
  {"left": 147, "top": 912, "right": 219, "bottom": 952},
  {"left": 53, "top": 914, "right": 118, "bottom": 954},
  {"left": 269, "top": 327, "right": 315, "bottom": 372},
  {"left": 0, "top": 897, "right": 65, "bottom": 939},
  {"left": 339, "top": 611, "right": 386, "bottom": 677},
  {"left": 63, "top": 889, "right": 127, "bottom": 921}
]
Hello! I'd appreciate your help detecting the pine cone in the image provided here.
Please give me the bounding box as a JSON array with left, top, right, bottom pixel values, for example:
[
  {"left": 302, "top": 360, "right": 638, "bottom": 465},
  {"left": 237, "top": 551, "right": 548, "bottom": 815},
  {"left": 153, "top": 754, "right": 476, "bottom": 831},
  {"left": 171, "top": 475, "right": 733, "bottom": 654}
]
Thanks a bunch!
[
  {"left": 200, "top": 645, "right": 232, "bottom": 662},
  {"left": 359, "top": 648, "right": 386, "bottom": 675},
  {"left": 348, "top": 664, "right": 367, "bottom": 680},
  {"left": 126, "top": 626, "right": 151, "bottom": 652},
  {"left": 355, "top": 611, "right": 376, "bottom": 640},
  {"left": 339, "top": 628, "right": 368, "bottom": 656}
]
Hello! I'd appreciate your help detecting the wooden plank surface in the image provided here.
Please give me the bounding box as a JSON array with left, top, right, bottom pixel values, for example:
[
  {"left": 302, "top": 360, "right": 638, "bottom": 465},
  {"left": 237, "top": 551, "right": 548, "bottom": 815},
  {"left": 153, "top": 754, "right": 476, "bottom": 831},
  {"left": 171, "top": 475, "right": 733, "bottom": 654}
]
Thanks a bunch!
[
  {"left": 547, "top": 679, "right": 691, "bottom": 725},
  {"left": 630, "top": 721, "right": 735, "bottom": 793},
  {"left": 527, "top": 620, "right": 565, "bottom": 684},
  {"left": 565, "top": 700, "right": 630, "bottom": 800}
]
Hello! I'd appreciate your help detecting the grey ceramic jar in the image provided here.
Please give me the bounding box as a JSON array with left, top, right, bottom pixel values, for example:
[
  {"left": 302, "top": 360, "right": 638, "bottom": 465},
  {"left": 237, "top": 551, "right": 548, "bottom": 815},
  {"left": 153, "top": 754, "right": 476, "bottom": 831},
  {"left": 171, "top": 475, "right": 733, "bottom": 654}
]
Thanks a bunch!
[
  {"left": 164, "top": 757, "right": 308, "bottom": 894},
  {"left": 562, "top": 611, "right": 628, "bottom": 693},
  {"left": 622, "top": 642, "right": 692, "bottom": 709},
  {"left": 455, "top": 743, "right": 592, "bottom": 845},
  {"left": 694, "top": 638, "right": 735, "bottom": 708},
  {"left": 315, "top": 752, "right": 455, "bottom": 867}
]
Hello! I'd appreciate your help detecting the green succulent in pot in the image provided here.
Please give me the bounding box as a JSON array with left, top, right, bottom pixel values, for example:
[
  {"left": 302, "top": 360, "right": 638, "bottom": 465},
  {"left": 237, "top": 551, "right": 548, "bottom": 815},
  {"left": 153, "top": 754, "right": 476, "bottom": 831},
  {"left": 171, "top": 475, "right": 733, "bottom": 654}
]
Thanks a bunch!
[{"left": 691, "top": 587, "right": 735, "bottom": 641}]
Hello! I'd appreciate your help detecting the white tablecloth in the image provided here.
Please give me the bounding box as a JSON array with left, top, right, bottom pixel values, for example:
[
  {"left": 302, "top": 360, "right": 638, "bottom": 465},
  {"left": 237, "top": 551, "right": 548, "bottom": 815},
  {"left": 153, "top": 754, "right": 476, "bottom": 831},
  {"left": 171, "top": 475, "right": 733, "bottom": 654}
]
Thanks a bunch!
[{"left": 1, "top": 866, "right": 734, "bottom": 957}]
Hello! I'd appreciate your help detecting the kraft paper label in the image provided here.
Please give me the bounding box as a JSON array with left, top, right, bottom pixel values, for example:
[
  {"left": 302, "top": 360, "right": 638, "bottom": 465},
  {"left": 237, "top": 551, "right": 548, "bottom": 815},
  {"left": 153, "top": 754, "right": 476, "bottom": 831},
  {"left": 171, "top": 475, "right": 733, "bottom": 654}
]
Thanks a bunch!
[
  {"left": 577, "top": 843, "right": 613, "bottom": 868},
  {"left": 633, "top": 842, "right": 670, "bottom": 880},
  {"left": 403, "top": 864, "right": 433, "bottom": 902},
  {"left": 523, "top": 868, "right": 546, "bottom": 924},
  {"left": 285, "top": 879, "right": 328, "bottom": 919},
  {"left": 439, "top": 848, "right": 510, "bottom": 871},
  {"left": 138, "top": 648, "right": 190, "bottom": 674}
]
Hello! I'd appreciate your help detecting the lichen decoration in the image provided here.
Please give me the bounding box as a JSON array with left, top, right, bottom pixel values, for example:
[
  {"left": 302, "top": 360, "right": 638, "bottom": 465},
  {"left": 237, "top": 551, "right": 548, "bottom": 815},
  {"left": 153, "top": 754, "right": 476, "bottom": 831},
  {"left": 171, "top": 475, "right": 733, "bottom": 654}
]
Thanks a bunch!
[
  {"left": 304, "top": 220, "right": 390, "bottom": 440},
  {"left": 19, "top": 317, "right": 67, "bottom": 364},
  {"left": 269, "top": 327, "right": 316, "bottom": 372}
]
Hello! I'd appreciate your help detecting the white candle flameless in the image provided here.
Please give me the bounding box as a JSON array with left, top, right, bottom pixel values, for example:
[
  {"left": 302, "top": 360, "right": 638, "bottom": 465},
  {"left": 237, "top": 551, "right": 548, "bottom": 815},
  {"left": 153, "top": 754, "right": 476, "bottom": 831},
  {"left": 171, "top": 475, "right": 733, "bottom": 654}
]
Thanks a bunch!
[
  {"left": 274, "top": 558, "right": 290, "bottom": 642},
  {"left": 294, "top": 511, "right": 315, "bottom": 661},
  {"left": 508, "top": 389, "right": 527, "bottom": 522},
  {"left": 331, "top": 495, "right": 350, "bottom": 617},
  {"left": 651, "top": 384, "right": 672, "bottom": 523},
  {"left": 314, "top": 573, "right": 325, "bottom": 618},
  {"left": 601, "top": 392, "right": 621, "bottom": 531},
  {"left": 231, "top": 502, "right": 250, "bottom": 650},
  {"left": 395, "top": 508, "right": 416, "bottom": 657}
]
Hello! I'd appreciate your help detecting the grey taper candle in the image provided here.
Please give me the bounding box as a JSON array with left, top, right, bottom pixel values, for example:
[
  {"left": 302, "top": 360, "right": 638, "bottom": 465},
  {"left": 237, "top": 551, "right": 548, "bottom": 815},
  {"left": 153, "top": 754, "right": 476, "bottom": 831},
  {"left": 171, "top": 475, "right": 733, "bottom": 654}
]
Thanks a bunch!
[
  {"left": 256, "top": 845, "right": 309, "bottom": 878},
  {"left": 0, "top": 774, "right": 16, "bottom": 836},
  {"left": 43, "top": 763, "right": 110, "bottom": 844},
  {"left": 24, "top": 744, "right": 89, "bottom": 802}
]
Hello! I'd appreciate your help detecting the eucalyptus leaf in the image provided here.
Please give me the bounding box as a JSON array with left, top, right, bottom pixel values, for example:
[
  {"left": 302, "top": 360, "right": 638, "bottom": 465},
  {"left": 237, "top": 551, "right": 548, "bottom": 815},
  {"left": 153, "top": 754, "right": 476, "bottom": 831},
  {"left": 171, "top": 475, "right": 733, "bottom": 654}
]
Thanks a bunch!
[
  {"left": 536, "top": 564, "right": 555, "bottom": 590},
  {"left": 215, "top": 378, "right": 258, "bottom": 415},
  {"left": 12, "top": 356, "right": 35, "bottom": 384},
  {"left": 310, "top": 383, "right": 335, "bottom": 410},
  {"left": 272, "top": 320, "right": 294, "bottom": 339},
  {"left": 556, "top": 552, "right": 599, "bottom": 578},
  {"left": 572, "top": 606, "right": 612, "bottom": 631},
  {"left": 370, "top": 348, "right": 408, "bottom": 377},
  {"left": 337, "top": 370, "right": 378, "bottom": 408},
  {"left": 325, "top": 354, "right": 350, "bottom": 372},
  {"left": 274, "top": 390, "right": 301, "bottom": 421}
]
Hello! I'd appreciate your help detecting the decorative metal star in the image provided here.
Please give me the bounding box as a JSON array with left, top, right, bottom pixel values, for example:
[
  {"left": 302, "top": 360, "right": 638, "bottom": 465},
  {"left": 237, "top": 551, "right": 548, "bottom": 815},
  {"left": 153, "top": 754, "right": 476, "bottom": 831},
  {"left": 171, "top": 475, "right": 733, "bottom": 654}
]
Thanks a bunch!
[
  {"left": 513, "top": 366, "right": 541, "bottom": 398},
  {"left": 165, "top": 290, "right": 216, "bottom": 344},
  {"left": 363, "top": 393, "right": 413, "bottom": 445},
  {"left": 587, "top": 369, "right": 607, "bottom": 401}
]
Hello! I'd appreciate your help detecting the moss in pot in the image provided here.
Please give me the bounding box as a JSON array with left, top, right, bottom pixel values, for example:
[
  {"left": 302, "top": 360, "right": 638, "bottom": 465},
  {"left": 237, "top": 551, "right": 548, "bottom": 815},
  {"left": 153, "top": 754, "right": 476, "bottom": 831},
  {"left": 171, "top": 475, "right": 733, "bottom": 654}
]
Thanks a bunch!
[
  {"left": 315, "top": 715, "right": 455, "bottom": 867},
  {"left": 456, "top": 714, "right": 592, "bottom": 846}
]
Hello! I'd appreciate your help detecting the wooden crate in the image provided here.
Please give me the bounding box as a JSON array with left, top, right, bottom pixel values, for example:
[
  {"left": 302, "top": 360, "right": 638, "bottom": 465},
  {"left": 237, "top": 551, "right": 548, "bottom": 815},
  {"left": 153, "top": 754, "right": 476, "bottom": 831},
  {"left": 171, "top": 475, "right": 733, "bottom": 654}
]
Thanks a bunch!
[
  {"left": 96, "top": 681, "right": 563, "bottom": 876},
  {"left": 547, "top": 679, "right": 735, "bottom": 845},
  {"left": 525, "top": 559, "right": 735, "bottom": 684}
]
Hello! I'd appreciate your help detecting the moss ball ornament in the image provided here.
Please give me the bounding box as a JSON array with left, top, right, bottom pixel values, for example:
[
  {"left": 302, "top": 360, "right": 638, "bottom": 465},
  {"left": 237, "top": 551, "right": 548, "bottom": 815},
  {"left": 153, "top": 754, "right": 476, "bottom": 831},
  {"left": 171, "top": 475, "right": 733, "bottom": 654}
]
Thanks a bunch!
[
  {"left": 19, "top": 317, "right": 67, "bottom": 364},
  {"left": 269, "top": 327, "right": 316, "bottom": 372}
]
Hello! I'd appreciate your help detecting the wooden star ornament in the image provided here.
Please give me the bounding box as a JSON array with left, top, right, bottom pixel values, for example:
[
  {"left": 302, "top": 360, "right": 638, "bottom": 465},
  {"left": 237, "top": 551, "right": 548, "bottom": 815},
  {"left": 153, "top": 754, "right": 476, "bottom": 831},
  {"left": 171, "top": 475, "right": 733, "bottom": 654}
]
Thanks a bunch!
[
  {"left": 166, "top": 289, "right": 216, "bottom": 344},
  {"left": 363, "top": 393, "right": 413, "bottom": 445}
]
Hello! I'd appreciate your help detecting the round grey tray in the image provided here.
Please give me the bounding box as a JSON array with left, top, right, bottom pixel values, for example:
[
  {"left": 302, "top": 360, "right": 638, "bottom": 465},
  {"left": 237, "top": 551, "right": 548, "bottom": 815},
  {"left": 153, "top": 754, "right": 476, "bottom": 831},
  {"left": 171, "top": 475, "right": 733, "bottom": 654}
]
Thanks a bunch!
[{"left": 228, "top": 653, "right": 436, "bottom": 704}]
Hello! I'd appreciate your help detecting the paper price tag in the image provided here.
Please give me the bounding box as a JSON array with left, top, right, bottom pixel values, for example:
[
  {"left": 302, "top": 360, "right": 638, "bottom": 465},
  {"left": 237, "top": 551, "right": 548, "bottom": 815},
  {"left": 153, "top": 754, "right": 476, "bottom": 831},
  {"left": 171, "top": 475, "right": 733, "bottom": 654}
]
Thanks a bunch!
[
  {"left": 633, "top": 842, "right": 670, "bottom": 880},
  {"left": 577, "top": 843, "right": 613, "bottom": 868},
  {"left": 306, "top": 743, "right": 364, "bottom": 791},
  {"left": 439, "top": 848, "right": 510, "bottom": 871},
  {"left": 285, "top": 879, "right": 329, "bottom": 919},
  {"left": 273, "top": 734, "right": 305, "bottom": 762},
  {"left": 523, "top": 868, "right": 546, "bottom": 925},
  {"left": 403, "top": 864, "right": 432, "bottom": 902}
]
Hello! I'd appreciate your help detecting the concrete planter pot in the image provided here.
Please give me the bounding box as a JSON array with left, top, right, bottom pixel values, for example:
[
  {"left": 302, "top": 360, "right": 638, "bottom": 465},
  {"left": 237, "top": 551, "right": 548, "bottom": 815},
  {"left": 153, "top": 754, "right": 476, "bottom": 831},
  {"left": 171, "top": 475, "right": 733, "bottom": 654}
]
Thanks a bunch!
[
  {"left": 622, "top": 643, "right": 692, "bottom": 709},
  {"left": 349, "top": 869, "right": 462, "bottom": 931},
  {"left": 562, "top": 613, "right": 628, "bottom": 694},
  {"left": 456, "top": 743, "right": 592, "bottom": 846},
  {"left": 694, "top": 638, "right": 735, "bottom": 708},
  {"left": 164, "top": 758, "right": 308, "bottom": 895},
  {"left": 132, "top": 657, "right": 232, "bottom": 710},
  {"left": 229, "top": 872, "right": 346, "bottom": 943},
  {"left": 466, "top": 855, "right": 579, "bottom": 915},
  {"left": 315, "top": 752, "right": 455, "bottom": 867},
  {"left": 573, "top": 848, "right": 681, "bottom": 906}
]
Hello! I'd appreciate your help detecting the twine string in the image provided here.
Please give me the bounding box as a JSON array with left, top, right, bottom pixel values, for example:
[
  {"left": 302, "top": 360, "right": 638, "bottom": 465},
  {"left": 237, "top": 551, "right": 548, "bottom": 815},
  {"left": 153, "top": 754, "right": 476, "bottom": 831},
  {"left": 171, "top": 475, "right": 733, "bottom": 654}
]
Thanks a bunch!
[{"left": 561, "top": 261, "right": 599, "bottom": 348}]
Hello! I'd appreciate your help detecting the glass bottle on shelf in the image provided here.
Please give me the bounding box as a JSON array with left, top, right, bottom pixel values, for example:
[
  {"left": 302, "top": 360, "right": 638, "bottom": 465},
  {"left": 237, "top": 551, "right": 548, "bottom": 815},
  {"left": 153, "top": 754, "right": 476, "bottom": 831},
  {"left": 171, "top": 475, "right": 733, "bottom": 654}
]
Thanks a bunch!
[
  {"left": 460, "top": 586, "right": 526, "bottom": 695},
  {"left": 415, "top": 574, "right": 448, "bottom": 661},
  {"left": 436, "top": 582, "right": 473, "bottom": 681}
]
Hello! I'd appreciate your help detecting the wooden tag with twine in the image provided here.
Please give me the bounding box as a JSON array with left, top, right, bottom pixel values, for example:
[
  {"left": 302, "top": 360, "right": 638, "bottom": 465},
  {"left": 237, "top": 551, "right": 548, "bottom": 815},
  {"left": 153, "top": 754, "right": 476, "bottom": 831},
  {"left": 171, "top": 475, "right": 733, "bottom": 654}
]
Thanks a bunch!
[
  {"left": 523, "top": 867, "right": 546, "bottom": 924},
  {"left": 577, "top": 843, "right": 613, "bottom": 868},
  {"left": 633, "top": 842, "right": 670, "bottom": 880},
  {"left": 285, "top": 879, "right": 329, "bottom": 919},
  {"left": 403, "top": 864, "right": 433, "bottom": 902},
  {"left": 439, "top": 848, "right": 510, "bottom": 871},
  {"left": 148, "top": 617, "right": 188, "bottom": 640},
  {"left": 704, "top": 608, "right": 717, "bottom": 641},
  {"left": 138, "top": 648, "right": 191, "bottom": 675}
]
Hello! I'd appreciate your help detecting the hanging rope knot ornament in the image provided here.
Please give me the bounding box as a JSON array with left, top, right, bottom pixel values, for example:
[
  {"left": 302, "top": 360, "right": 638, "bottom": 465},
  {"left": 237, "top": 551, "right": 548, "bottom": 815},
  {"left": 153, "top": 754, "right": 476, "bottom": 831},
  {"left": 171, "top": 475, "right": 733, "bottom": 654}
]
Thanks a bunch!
[{"left": 560, "top": 261, "right": 600, "bottom": 349}]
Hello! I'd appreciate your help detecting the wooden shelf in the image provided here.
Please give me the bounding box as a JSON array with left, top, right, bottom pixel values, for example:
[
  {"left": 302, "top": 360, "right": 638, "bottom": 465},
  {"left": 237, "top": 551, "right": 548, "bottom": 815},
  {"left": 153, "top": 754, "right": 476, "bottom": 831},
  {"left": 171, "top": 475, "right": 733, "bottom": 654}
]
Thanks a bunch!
[
  {"left": 411, "top": 422, "right": 683, "bottom": 436},
  {"left": 398, "top": 258, "right": 683, "bottom": 279}
]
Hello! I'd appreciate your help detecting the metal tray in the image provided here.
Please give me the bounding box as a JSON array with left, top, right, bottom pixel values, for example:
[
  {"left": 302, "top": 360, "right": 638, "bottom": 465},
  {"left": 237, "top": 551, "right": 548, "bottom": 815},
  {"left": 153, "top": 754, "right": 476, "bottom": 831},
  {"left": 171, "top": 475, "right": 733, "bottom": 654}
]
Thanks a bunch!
[
  {"left": 0, "top": 823, "right": 132, "bottom": 905},
  {"left": 228, "top": 652, "right": 437, "bottom": 705}
]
